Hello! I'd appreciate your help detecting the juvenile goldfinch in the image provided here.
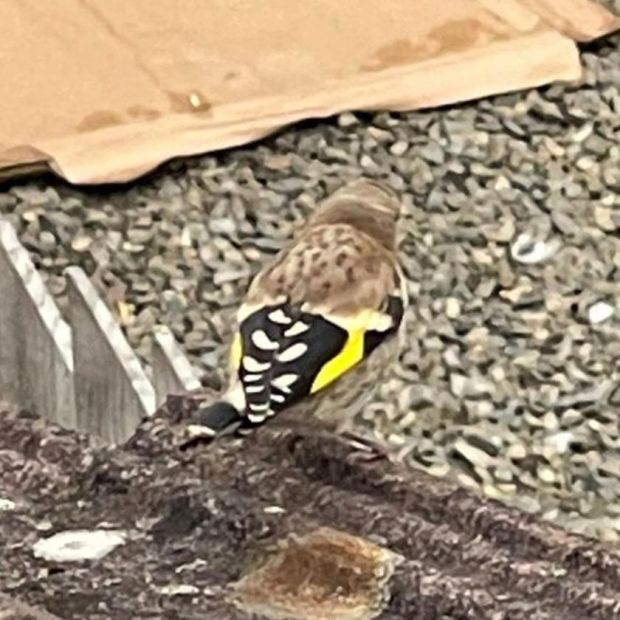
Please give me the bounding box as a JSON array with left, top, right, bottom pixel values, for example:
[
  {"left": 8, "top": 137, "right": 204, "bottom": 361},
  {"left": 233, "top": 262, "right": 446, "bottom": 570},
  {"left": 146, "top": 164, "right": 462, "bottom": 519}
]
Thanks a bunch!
[{"left": 192, "top": 178, "right": 407, "bottom": 439}]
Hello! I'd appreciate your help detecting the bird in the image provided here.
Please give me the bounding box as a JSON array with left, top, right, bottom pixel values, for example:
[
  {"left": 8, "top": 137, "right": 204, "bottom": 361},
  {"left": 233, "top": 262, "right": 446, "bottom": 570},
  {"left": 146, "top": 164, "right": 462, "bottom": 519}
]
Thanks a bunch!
[{"left": 190, "top": 178, "right": 407, "bottom": 444}]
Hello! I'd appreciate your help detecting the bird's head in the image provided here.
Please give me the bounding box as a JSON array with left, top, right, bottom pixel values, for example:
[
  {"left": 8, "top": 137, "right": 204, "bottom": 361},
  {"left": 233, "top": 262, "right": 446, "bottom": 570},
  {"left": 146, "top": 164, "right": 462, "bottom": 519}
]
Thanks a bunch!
[{"left": 306, "top": 178, "right": 402, "bottom": 249}]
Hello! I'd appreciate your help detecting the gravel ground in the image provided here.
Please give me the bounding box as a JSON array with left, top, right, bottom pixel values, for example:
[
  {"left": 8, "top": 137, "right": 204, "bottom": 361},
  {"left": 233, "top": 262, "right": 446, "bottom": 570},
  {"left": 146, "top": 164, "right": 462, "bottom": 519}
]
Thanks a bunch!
[{"left": 1, "top": 6, "right": 620, "bottom": 541}]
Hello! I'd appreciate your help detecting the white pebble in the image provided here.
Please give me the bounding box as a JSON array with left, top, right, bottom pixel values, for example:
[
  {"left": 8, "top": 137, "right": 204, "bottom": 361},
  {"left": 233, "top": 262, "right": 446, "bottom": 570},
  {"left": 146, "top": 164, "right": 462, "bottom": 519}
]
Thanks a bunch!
[
  {"left": 511, "top": 234, "right": 559, "bottom": 264},
  {"left": 0, "top": 498, "right": 16, "bottom": 511},
  {"left": 338, "top": 112, "right": 358, "bottom": 127},
  {"left": 445, "top": 297, "right": 461, "bottom": 319},
  {"left": 507, "top": 443, "right": 527, "bottom": 460},
  {"left": 390, "top": 141, "right": 409, "bottom": 156},
  {"left": 544, "top": 431, "right": 574, "bottom": 455},
  {"left": 588, "top": 301, "right": 614, "bottom": 325},
  {"left": 33, "top": 529, "right": 126, "bottom": 562},
  {"left": 160, "top": 584, "right": 200, "bottom": 596},
  {"left": 494, "top": 176, "right": 511, "bottom": 191},
  {"left": 449, "top": 373, "right": 468, "bottom": 398},
  {"left": 454, "top": 439, "right": 495, "bottom": 468},
  {"left": 538, "top": 467, "right": 557, "bottom": 484}
]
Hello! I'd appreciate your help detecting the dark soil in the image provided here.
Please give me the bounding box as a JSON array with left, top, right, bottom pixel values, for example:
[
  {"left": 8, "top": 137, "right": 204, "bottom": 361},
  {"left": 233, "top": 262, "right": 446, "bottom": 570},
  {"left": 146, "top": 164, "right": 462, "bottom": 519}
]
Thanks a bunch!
[{"left": 2, "top": 397, "right": 620, "bottom": 619}]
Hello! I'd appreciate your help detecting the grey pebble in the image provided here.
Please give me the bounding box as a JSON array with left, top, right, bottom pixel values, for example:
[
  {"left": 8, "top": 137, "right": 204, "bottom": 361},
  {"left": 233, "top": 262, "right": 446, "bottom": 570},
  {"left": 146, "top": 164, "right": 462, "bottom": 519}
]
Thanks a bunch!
[{"left": 2, "top": 22, "right": 620, "bottom": 543}]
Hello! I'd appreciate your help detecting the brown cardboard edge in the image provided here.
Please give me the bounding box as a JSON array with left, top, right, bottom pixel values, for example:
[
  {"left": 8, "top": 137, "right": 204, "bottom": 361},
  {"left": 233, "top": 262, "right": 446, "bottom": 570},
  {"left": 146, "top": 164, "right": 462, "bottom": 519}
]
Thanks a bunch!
[
  {"left": 0, "top": 162, "right": 53, "bottom": 185},
  {"left": 3, "top": 29, "right": 582, "bottom": 185},
  {"left": 520, "top": 0, "right": 620, "bottom": 41}
]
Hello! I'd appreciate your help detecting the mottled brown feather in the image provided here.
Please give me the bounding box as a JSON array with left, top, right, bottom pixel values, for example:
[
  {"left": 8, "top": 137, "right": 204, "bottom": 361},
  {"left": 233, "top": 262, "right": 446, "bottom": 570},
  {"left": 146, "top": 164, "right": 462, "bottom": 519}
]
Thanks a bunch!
[
  {"left": 244, "top": 180, "right": 401, "bottom": 315},
  {"left": 246, "top": 224, "right": 398, "bottom": 315}
]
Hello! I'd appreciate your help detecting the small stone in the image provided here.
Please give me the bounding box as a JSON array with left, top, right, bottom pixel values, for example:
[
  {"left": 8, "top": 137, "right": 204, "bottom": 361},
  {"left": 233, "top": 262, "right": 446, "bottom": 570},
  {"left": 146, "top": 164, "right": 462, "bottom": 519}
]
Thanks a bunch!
[
  {"left": 543, "top": 136, "right": 565, "bottom": 157},
  {"left": 445, "top": 297, "right": 461, "bottom": 319},
  {"left": 453, "top": 438, "right": 495, "bottom": 469},
  {"left": 544, "top": 431, "right": 574, "bottom": 455},
  {"left": 389, "top": 141, "right": 409, "bottom": 156},
  {"left": 38, "top": 231, "right": 56, "bottom": 251},
  {"left": 576, "top": 157, "right": 595, "bottom": 171},
  {"left": 337, "top": 112, "right": 358, "bottom": 128},
  {"left": 160, "top": 584, "right": 201, "bottom": 596},
  {"left": 507, "top": 443, "right": 527, "bottom": 460},
  {"left": 449, "top": 374, "right": 468, "bottom": 398},
  {"left": 588, "top": 301, "right": 614, "bottom": 325},
  {"left": 572, "top": 123, "right": 593, "bottom": 142},
  {"left": 542, "top": 411, "right": 559, "bottom": 432},
  {"left": 482, "top": 219, "right": 515, "bottom": 243},
  {"left": 264, "top": 154, "right": 293, "bottom": 171},
  {"left": 538, "top": 466, "right": 557, "bottom": 484},
  {"left": 511, "top": 234, "right": 559, "bottom": 264},
  {"left": 35, "top": 520, "right": 53, "bottom": 532},
  {"left": 494, "top": 176, "right": 511, "bottom": 191},
  {"left": 209, "top": 218, "right": 237, "bottom": 236},
  {"left": 127, "top": 228, "right": 155, "bottom": 244},
  {"left": 494, "top": 467, "right": 514, "bottom": 483},
  {"left": 490, "top": 366, "right": 506, "bottom": 382},
  {"left": 551, "top": 211, "right": 579, "bottom": 236},
  {"left": 33, "top": 529, "right": 126, "bottom": 562},
  {"left": 594, "top": 206, "right": 616, "bottom": 232},
  {"left": 420, "top": 142, "right": 445, "bottom": 164},
  {"left": 0, "top": 498, "right": 16, "bottom": 511}
]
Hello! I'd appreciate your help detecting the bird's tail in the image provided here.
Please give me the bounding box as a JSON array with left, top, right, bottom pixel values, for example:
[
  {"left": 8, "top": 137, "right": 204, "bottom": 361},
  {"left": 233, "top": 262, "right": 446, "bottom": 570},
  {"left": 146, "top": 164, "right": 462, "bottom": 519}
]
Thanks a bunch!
[{"left": 191, "top": 401, "right": 244, "bottom": 438}]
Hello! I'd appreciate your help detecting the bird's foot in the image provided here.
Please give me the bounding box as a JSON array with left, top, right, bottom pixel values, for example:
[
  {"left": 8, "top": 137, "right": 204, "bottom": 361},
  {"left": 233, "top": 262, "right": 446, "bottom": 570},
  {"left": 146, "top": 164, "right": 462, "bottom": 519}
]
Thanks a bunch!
[{"left": 339, "top": 430, "right": 396, "bottom": 465}]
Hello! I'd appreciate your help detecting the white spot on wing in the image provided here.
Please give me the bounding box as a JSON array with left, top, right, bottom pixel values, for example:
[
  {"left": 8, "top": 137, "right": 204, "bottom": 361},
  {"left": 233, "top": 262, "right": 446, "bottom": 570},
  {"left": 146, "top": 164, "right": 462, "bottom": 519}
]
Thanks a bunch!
[
  {"left": 248, "top": 412, "right": 267, "bottom": 424},
  {"left": 271, "top": 393, "right": 286, "bottom": 403},
  {"left": 277, "top": 342, "right": 308, "bottom": 362},
  {"left": 284, "top": 321, "right": 310, "bottom": 337},
  {"left": 243, "top": 356, "right": 270, "bottom": 372},
  {"left": 245, "top": 385, "right": 264, "bottom": 394},
  {"left": 268, "top": 309, "right": 292, "bottom": 325},
  {"left": 251, "top": 329, "right": 278, "bottom": 351},
  {"left": 244, "top": 373, "right": 262, "bottom": 382},
  {"left": 249, "top": 402, "right": 269, "bottom": 411},
  {"left": 272, "top": 374, "right": 298, "bottom": 392}
]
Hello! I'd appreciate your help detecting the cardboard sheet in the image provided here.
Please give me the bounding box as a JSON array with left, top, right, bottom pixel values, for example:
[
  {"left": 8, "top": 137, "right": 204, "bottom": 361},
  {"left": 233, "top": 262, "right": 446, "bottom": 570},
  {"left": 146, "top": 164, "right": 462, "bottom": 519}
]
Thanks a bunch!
[{"left": 0, "top": 0, "right": 618, "bottom": 184}]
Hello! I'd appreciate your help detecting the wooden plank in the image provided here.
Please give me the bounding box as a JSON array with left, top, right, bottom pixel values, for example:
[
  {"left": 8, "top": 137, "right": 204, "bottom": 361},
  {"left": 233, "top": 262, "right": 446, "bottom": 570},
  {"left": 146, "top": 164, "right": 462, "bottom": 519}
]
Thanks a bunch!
[
  {"left": 65, "top": 266, "right": 156, "bottom": 443},
  {"left": 152, "top": 325, "right": 201, "bottom": 407},
  {"left": 0, "top": 220, "right": 75, "bottom": 428}
]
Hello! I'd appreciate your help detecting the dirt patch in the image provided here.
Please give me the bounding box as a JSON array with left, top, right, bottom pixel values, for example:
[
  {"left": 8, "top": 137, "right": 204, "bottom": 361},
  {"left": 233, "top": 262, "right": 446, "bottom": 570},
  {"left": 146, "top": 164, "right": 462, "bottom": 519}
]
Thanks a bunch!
[{"left": 1, "top": 397, "right": 620, "bottom": 619}]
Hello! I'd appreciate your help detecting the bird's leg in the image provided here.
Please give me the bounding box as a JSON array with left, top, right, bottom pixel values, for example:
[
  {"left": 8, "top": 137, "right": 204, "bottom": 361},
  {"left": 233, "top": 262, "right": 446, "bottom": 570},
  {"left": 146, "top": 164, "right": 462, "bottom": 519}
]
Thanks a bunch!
[{"left": 338, "top": 428, "right": 397, "bottom": 465}]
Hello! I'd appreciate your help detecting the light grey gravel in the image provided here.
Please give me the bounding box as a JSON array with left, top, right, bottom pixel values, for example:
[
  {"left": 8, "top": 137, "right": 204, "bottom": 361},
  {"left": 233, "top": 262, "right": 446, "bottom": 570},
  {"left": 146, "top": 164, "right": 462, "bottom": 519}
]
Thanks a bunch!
[{"left": 1, "top": 7, "right": 620, "bottom": 542}]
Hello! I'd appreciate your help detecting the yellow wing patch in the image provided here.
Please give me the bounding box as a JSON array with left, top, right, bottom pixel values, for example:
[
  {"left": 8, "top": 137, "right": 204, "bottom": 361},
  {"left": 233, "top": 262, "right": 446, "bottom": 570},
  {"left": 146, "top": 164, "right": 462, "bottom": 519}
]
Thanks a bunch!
[
  {"left": 310, "top": 327, "right": 365, "bottom": 393},
  {"left": 309, "top": 308, "right": 394, "bottom": 393},
  {"left": 229, "top": 332, "right": 243, "bottom": 370}
]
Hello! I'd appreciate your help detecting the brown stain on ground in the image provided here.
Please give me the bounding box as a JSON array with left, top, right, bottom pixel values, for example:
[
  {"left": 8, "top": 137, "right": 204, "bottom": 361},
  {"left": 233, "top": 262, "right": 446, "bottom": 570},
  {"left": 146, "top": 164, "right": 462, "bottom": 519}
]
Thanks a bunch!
[
  {"left": 362, "top": 17, "right": 501, "bottom": 72},
  {"left": 233, "top": 527, "right": 399, "bottom": 620}
]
